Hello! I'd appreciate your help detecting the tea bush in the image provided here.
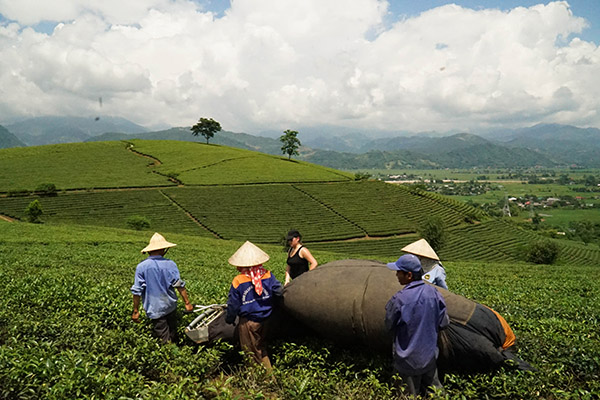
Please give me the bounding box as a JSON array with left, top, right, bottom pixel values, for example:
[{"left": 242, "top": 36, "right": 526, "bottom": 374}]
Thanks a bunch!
[
  {"left": 527, "top": 239, "right": 560, "bottom": 264},
  {"left": 127, "top": 215, "right": 151, "bottom": 230}
]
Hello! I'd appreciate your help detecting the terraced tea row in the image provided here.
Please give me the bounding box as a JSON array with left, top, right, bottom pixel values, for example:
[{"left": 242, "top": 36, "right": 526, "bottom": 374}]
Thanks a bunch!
[
  {"left": 162, "top": 185, "right": 365, "bottom": 242},
  {"left": 2, "top": 176, "right": 596, "bottom": 265},
  {"left": 309, "top": 219, "right": 600, "bottom": 266},
  {"left": 0, "top": 190, "right": 211, "bottom": 237},
  {"left": 0, "top": 181, "right": 480, "bottom": 244},
  {"left": 296, "top": 182, "right": 485, "bottom": 236}
]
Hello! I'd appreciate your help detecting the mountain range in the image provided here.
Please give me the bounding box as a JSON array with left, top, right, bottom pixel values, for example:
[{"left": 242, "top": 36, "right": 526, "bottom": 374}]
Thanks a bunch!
[
  {"left": 1, "top": 116, "right": 599, "bottom": 169},
  {"left": 0, "top": 125, "right": 25, "bottom": 148},
  {"left": 5, "top": 116, "right": 148, "bottom": 146}
]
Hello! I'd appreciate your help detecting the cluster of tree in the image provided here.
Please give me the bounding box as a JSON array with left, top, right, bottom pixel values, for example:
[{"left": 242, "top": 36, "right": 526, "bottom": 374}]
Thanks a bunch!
[
  {"left": 8, "top": 183, "right": 57, "bottom": 197},
  {"left": 428, "top": 181, "right": 499, "bottom": 197},
  {"left": 526, "top": 173, "right": 599, "bottom": 186}
]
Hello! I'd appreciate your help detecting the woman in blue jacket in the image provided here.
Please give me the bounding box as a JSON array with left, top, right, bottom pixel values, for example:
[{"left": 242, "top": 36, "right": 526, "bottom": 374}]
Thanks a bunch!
[{"left": 225, "top": 241, "right": 282, "bottom": 370}]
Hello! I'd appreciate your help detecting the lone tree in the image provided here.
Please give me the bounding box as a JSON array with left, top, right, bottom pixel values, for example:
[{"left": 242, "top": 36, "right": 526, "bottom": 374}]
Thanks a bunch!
[
  {"left": 418, "top": 215, "right": 446, "bottom": 252},
  {"left": 191, "top": 117, "right": 222, "bottom": 144},
  {"left": 279, "top": 129, "right": 301, "bottom": 160},
  {"left": 25, "top": 199, "right": 43, "bottom": 223}
]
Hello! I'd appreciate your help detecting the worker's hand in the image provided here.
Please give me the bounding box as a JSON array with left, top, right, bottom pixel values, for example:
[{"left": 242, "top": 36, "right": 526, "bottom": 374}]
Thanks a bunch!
[
  {"left": 132, "top": 310, "right": 140, "bottom": 323},
  {"left": 184, "top": 303, "right": 194, "bottom": 312}
]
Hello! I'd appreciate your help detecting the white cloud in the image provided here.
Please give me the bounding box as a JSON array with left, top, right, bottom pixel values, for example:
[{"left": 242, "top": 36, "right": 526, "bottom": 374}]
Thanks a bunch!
[{"left": 0, "top": 0, "right": 598, "bottom": 133}]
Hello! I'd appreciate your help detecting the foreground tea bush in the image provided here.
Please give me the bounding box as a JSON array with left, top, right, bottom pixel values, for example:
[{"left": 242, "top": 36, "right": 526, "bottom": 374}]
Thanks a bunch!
[{"left": 0, "top": 222, "right": 599, "bottom": 399}]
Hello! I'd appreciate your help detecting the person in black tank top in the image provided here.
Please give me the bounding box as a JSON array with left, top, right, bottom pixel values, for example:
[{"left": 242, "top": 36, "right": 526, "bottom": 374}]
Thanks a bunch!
[{"left": 284, "top": 230, "right": 318, "bottom": 285}]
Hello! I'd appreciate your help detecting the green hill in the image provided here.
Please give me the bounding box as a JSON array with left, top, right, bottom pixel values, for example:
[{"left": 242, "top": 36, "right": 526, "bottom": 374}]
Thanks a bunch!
[
  {"left": 0, "top": 140, "right": 351, "bottom": 192},
  {"left": 0, "top": 139, "right": 597, "bottom": 265}
]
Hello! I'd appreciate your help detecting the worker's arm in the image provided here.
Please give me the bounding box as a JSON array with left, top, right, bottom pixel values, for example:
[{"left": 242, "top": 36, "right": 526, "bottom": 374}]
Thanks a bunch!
[
  {"left": 176, "top": 287, "right": 194, "bottom": 312},
  {"left": 132, "top": 295, "right": 141, "bottom": 323}
]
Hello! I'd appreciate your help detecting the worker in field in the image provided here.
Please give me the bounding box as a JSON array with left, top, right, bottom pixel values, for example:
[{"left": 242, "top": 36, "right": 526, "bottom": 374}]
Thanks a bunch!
[
  {"left": 385, "top": 254, "right": 450, "bottom": 398},
  {"left": 284, "top": 229, "right": 318, "bottom": 285},
  {"left": 131, "top": 232, "right": 194, "bottom": 343},
  {"left": 225, "top": 241, "right": 283, "bottom": 370},
  {"left": 402, "top": 239, "right": 448, "bottom": 289}
]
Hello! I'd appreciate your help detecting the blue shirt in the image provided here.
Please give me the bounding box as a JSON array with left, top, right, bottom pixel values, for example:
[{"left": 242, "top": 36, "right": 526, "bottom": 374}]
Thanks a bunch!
[
  {"left": 423, "top": 264, "right": 448, "bottom": 290},
  {"left": 385, "top": 280, "right": 450, "bottom": 375},
  {"left": 131, "top": 255, "right": 185, "bottom": 320},
  {"left": 225, "top": 271, "right": 283, "bottom": 323}
]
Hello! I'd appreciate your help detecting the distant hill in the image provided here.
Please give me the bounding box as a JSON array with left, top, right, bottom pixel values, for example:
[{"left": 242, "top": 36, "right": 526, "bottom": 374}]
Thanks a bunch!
[
  {"left": 358, "top": 132, "right": 489, "bottom": 154},
  {"left": 6, "top": 116, "right": 148, "bottom": 146},
  {"left": 301, "top": 134, "right": 558, "bottom": 169},
  {"left": 0, "top": 125, "right": 25, "bottom": 149},
  {"left": 500, "top": 124, "right": 600, "bottom": 167},
  {"left": 88, "top": 129, "right": 560, "bottom": 169},
  {"left": 5, "top": 116, "right": 600, "bottom": 168}
]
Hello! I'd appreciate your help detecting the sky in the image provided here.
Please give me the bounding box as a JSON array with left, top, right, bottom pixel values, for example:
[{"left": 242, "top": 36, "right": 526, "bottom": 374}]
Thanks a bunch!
[{"left": 0, "top": 0, "right": 599, "bottom": 135}]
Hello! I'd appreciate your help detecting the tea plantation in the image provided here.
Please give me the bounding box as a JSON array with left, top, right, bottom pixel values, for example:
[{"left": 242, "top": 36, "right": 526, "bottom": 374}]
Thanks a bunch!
[
  {"left": 0, "top": 140, "right": 599, "bottom": 398},
  {"left": 2, "top": 140, "right": 599, "bottom": 265},
  {"left": 0, "top": 222, "right": 598, "bottom": 399}
]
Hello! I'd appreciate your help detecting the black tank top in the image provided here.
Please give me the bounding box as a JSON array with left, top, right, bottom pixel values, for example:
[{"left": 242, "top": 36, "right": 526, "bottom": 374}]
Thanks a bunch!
[{"left": 287, "top": 246, "right": 309, "bottom": 279}]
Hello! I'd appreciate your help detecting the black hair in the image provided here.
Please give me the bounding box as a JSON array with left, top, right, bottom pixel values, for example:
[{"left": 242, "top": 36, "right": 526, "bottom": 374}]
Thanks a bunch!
[
  {"left": 411, "top": 269, "right": 424, "bottom": 281},
  {"left": 287, "top": 229, "right": 302, "bottom": 240}
]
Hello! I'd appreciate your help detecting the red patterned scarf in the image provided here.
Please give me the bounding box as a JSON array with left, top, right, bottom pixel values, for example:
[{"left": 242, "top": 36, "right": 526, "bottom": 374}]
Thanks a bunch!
[{"left": 241, "top": 265, "right": 267, "bottom": 295}]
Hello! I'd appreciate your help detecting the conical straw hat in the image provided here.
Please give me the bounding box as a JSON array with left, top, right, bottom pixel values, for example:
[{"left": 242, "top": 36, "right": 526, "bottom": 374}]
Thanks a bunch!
[
  {"left": 401, "top": 239, "right": 440, "bottom": 261},
  {"left": 141, "top": 232, "right": 177, "bottom": 253},
  {"left": 228, "top": 241, "right": 270, "bottom": 267}
]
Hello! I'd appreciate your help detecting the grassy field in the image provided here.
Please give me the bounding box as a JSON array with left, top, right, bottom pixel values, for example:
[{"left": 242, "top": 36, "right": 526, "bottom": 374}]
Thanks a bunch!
[
  {"left": 535, "top": 208, "right": 600, "bottom": 226},
  {"left": 0, "top": 142, "right": 171, "bottom": 191},
  {"left": 0, "top": 140, "right": 353, "bottom": 194},
  {"left": 0, "top": 222, "right": 598, "bottom": 399},
  {"left": 130, "top": 140, "right": 353, "bottom": 185}
]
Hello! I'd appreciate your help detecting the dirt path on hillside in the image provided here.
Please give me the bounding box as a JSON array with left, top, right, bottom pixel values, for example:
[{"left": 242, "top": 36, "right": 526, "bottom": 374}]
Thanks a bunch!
[
  {"left": 125, "top": 143, "right": 162, "bottom": 166},
  {"left": 0, "top": 214, "right": 15, "bottom": 222}
]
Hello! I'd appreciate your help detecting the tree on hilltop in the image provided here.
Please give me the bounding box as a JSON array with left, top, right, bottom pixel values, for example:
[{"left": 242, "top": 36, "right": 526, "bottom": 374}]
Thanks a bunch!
[
  {"left": 280, "top": 129, "right": 301, "bottom": 160},
  {"left": 191, "top": 117, "right": 222, "bottom": 144}
]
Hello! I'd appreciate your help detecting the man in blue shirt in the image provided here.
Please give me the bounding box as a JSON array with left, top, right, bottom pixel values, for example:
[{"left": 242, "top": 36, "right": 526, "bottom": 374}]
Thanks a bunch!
[
  {"left": 385, "top": 254, "right": 450, "bottom": 397},
  {"left": 131, "top": 232, "right": 193, "bottom": 343}
]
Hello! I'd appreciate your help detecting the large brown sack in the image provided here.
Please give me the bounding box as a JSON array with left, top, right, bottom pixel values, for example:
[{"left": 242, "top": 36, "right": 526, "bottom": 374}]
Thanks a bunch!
[{"left": 281, "top": 259, "right": 532, "bottom": 372}]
